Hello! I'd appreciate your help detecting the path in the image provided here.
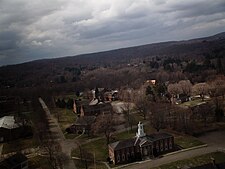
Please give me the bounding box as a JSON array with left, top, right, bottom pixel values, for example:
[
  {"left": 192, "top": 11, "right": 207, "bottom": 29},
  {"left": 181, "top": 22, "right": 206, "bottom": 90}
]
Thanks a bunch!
[{"left": 39, "top": 98, "right": 77, "bottom": 169}]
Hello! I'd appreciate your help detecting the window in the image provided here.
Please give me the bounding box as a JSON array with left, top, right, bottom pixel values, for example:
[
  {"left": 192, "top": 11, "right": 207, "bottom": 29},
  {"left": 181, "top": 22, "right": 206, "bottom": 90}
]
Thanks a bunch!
[
  {"left": 117, "top": 154, "right": 120, "bottom": 163},
  {"left": 127, "top": 153, "right": 130, "bottom": 160},
  {"left": 122, "top": 154, "right": 125, "bottom": 161},
  {"left": 160, "top": 140, "right": 163, "bottom": 151},
  {"left": 136, "top": 146, "right": 139, "bottom": 152},
  {"left": 165, "top": 140, "right": 168, "bottom": 150},
  {"left": 169, "top": 138, "right": 172, "bottom": 149}
]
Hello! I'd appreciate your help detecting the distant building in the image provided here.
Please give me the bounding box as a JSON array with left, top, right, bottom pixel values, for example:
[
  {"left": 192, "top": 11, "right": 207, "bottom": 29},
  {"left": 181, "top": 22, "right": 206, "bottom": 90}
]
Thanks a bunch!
[
  {"left": 104, "top": 90, "right": 119, "bottom": 102},
  {"left": 0, "top": 153, "right": 28, "bottom": 169},
  {"left": 108, "top": 122, "right": 174, "bottom": 165},
  {"left": 73, "top": 99, "right": 113, "bottom": 117},
  {"left": 145, "top": 80, "right": 156, "bottom": 86}
]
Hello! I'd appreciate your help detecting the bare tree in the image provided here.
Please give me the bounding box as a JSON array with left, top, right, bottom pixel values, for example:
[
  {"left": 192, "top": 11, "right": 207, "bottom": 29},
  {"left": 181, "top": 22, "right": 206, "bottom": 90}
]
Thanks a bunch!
[
  {"left": 92, "top": 113, "right": 116, "bottom": 144},
  {"left": 178, "top": 80, "right": 192, "bottom": 96},
  {"left": 197, "top": 103, "right": 212, "bottom": 127},
  {"left": 133, "top": 89, "right": 149, "bottom": 120},
  {"left": 209, "top": 78, "right": 225, "bottom": 98},
  {"left": 192, "top": 83, "right": 210, "bottom": 101},
  {"left": 42, "top": 138, "right": 69, "bottom": 169},
  {"left": 168, "top": 83, "right": 182, "bottom": 103},
  {"left": 120, "top": 88, "right": 134, "bottom": 130},
  {"left": 149, "top": 102, "right": 167, "bottom": 132}
]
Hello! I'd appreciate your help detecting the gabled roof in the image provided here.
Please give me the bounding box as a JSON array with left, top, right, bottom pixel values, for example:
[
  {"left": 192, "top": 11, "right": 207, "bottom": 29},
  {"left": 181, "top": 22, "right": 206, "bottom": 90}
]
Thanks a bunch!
[
  {"left": 83, "top": 102, "right": 112, "bottom": 113},
  {"left": 75, "top": 116, "right": 96, "bottom": 126},
  {"left": 0, "top": 116, "right": 19, "bottom": 129},
  {"left": 109, "top": 133, "right": 173, "bottom": 151},
  {"left": 109, "top": 138, "right": 138, "bottom": 150},
  {"left": 146, "top": 133, "right": 173, "bottom": 141}
]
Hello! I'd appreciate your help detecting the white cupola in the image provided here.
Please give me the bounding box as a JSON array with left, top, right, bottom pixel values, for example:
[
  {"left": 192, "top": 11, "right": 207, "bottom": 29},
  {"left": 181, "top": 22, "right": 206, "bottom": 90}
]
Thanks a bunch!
[{"left": 136, "top": 121, "right": 146, "bottom": 138}]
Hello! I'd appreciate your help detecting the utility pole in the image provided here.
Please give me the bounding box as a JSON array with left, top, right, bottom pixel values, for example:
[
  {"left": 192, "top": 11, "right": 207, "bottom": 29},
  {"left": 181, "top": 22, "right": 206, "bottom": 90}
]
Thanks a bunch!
[{"left": 94, "top": 151, "right": 96, "bottom": 169}]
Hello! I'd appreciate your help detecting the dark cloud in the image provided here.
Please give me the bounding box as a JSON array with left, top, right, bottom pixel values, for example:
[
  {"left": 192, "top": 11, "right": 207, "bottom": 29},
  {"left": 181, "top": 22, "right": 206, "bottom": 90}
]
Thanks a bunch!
[{"left": 0, "top": 0, "right": 225, "bottom": 66}]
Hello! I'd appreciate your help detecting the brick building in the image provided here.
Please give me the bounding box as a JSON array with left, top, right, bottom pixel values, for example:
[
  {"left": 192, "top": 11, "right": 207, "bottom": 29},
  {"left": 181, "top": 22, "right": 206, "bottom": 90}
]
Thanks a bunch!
[{"left": 108, "top": 122, "right": 174, "bottom": 164}]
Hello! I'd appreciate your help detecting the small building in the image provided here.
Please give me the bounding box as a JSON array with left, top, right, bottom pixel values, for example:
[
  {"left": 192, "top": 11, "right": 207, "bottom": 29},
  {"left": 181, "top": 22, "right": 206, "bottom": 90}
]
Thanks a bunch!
[
  {"left": 66, "top": 116, "right": 96, "bottom": 135},
  {"left": 104, "top": 90, "right": 119, "bottom": 102},
  {"left": 0, "top": 153, "right": 28, "bottom": 169},
  {"left": 108, "top": 122, "right": 174, "bottom": 165},
  {"left": 0, "top": 116, "right": 32, "bottom": 142}
]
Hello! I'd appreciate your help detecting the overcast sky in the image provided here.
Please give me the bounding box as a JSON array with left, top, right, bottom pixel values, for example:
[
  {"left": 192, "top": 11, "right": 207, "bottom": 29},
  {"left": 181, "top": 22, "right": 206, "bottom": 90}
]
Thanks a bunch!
[{"left": 0, "top": 0, "right": 225, "bottom": 66}]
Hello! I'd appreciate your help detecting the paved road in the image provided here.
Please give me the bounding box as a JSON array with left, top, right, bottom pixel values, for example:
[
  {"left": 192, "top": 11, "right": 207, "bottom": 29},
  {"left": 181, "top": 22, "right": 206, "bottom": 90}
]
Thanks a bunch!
[
  {"left": 39, "top": 98, "right": 77, "bottom": 169},
  {"left": 120, "top": 129, "right": 225, "bottom": 169}
]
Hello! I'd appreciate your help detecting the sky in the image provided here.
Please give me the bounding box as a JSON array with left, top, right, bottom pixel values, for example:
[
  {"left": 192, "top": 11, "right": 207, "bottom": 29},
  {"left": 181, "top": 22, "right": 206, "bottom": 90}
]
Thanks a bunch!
[{"left": 0, "top": 0, "right": 225, "bottom": 66}]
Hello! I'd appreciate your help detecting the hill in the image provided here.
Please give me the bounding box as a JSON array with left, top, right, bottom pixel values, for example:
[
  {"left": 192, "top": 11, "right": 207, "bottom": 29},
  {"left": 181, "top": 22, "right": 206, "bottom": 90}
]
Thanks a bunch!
[{"left": 0, "top": 32, "right": 225, "bottom": 90}]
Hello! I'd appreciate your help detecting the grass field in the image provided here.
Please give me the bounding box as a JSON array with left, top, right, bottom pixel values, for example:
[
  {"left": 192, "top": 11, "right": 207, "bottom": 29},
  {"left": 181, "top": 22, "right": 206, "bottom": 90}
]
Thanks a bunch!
[
  {"left": 71, "top": 138, "right": 108, "bottom": 161},
  {"left": 180, "top": 98, "right": 210, "bottom": 108},
  {"left": 151, "top": 151, "right": 225, "bottom": 169},
  {"left": 52, "top": 108, "right": 77, "bottom": 134},
  {"left": 175, "top": 136, "right": 205, "bottom": 149}
]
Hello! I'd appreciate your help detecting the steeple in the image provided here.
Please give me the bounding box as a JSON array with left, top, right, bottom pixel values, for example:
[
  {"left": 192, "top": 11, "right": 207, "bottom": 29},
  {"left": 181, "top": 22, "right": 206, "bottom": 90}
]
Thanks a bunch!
[{"left": 136, "top": 121, "right": 146, "bottom": 138}]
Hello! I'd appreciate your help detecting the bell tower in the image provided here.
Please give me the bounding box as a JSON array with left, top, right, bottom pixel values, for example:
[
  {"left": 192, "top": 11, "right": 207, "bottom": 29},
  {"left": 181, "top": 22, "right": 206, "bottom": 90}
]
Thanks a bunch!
[{"left": 136, "top": 121, "right": 146, "bottom": 138}]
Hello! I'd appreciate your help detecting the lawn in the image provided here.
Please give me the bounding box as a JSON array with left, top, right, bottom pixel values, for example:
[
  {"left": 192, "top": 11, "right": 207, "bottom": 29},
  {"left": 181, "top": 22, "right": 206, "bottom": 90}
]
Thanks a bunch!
[
  {"left": 174, "top": 136, "right": 205, "bottom": 149},
  {"left": 71, "top": 138, "right": 108, "bottom": 162},
  {"left": 151, "top": 151, "right": 225, "bottom": 169},
  {"left": 180, "top": 98, "right": 209, "bottom": 108},
  {"left": 74, "top": 159, "right": 108, "bottom": 169},
  {"left": 2, "top": 137, "right": 39, "bottom": 154},
  {"left": 53, "top": 108, "right": 77, "bottom": 134}
]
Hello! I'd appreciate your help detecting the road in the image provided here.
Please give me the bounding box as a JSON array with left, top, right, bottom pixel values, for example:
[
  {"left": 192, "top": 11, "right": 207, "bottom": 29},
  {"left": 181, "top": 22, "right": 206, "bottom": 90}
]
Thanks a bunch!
[
  {"left": 120, "top": 129, "right": 225, "bottom": 169},
  {"left": 39, "top": 98, "right": 77, "bottom": 169}
]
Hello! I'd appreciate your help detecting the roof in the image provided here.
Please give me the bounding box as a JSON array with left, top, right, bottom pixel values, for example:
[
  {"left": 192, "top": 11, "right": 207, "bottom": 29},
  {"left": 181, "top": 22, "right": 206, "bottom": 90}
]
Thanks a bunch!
[
  {"left": 0, "top": 153, "right": 27, "bottom": 169},
  {"left": 75, "top": 116, "right": 96, "bottom": 125},
  {"left": 146, "top": 133, "right": 173, "bottom": 141},
  {"left": 109, "top": 133, "right": 173, "bottom": 150},
  {"left": 109, "top": 138, "right": 138, "bottom": 150},
  {"left": 0, "top": 116, "right": 19, "bottom": 129},
  {"left": 83, "top": 102, "right": 112, "bottom": 113}
]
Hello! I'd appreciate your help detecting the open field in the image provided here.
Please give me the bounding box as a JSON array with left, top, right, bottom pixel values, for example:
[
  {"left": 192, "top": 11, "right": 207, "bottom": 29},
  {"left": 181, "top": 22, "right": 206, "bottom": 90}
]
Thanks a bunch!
[{"left": 175, "top": 136, "right": 205, "bottom": 149}]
